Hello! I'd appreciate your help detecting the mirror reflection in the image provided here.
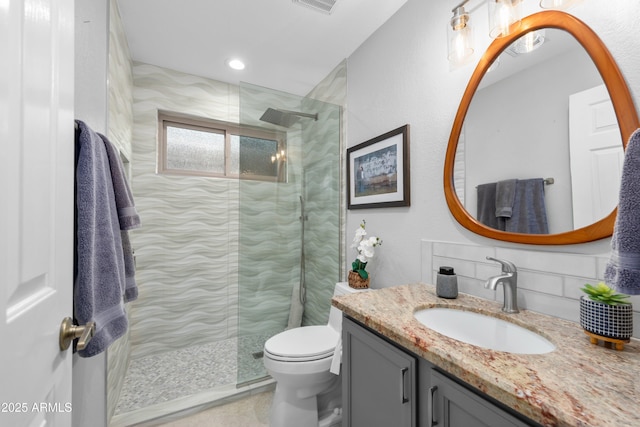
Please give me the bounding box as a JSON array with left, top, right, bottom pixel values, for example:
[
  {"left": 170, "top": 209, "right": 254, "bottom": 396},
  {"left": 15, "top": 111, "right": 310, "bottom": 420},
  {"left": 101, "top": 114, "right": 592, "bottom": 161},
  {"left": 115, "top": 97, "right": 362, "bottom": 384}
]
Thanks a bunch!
[{"left": 454, "top": 29, "right": 622, "bottom": 235}]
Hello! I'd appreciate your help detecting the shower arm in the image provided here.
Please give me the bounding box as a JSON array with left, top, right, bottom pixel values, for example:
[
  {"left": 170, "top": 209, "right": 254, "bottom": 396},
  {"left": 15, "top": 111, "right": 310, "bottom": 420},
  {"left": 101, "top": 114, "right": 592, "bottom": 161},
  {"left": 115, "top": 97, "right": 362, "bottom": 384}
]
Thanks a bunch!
[{"left": 281, "top": 110, "right": 318, "bottom": 120}]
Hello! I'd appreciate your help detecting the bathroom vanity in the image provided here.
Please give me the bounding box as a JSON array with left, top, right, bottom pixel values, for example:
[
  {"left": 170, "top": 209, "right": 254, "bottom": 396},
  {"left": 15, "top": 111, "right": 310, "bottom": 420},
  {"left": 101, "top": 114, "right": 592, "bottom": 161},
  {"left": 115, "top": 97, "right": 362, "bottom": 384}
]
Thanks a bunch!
[
  {"left": 333, "top": 284, "right": 640, "bottom": 427},
  {"left": 342, "top": 316, "right": 534, "bottom": 427}
]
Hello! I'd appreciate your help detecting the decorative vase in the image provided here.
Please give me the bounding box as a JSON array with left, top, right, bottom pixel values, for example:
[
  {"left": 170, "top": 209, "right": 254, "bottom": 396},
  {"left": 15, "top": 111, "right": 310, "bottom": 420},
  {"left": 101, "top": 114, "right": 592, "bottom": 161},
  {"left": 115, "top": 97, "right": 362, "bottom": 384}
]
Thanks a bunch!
[
  {"left": 348, "top": 270, "right": 370, "bottom": 289},
  {"left": 579, "top": 296, "right": 633, "bottom": 340}
]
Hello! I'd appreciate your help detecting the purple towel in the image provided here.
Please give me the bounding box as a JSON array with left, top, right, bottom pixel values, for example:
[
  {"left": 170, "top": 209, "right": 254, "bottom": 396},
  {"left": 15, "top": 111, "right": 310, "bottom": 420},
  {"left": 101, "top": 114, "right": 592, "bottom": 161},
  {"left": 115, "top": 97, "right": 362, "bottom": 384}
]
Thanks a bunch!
[
  {"left": 495, "top": 179, "right": 516, "bottom": 218},
  {"left": 100, "top": 134, "right": 140, "bottom": 231},
  {"left": 505, "top": 179, "right": 549, "bottom": 234},
  {"left": 605, "top": 128, "right": 640, "bottom": 295},
  {"left": 100, "top": 134, "right": 140, "bottom": 302},
  {"left": 477, "top": 183, "right": 506, "bottom": 231},
  {"left": 75, "top": 120, "right": 128, "bottom": 357}
]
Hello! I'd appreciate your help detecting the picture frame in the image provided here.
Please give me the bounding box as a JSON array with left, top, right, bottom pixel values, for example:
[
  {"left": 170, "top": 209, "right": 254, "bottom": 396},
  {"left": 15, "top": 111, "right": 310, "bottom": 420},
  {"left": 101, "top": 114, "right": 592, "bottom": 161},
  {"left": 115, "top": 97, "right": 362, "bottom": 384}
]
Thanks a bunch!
[{"left": 347, "top": 124, "right": 410, "bottom": 209}]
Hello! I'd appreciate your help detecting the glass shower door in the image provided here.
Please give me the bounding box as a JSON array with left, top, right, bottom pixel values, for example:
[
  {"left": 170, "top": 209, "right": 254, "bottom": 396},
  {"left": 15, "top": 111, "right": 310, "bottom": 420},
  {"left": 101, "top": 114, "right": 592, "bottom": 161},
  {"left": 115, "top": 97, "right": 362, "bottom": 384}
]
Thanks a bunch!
[{"left": 237, "top": 82, "right": 341, "bottom": 385}]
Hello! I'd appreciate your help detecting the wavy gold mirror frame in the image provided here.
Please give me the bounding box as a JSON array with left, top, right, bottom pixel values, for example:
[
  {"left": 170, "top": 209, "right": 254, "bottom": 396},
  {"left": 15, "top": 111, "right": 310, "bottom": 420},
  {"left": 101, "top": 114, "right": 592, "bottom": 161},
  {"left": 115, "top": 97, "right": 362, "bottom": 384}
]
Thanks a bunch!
[{"left": 444, "top": 11, "right": 640, "bottom": 245}]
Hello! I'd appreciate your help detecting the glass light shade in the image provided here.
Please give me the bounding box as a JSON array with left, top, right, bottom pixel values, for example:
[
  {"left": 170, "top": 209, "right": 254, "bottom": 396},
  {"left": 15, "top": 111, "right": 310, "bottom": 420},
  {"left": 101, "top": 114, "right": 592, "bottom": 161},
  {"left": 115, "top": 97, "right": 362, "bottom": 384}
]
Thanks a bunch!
[
  {"left": 447, "top": 8, "right": 474, "bottom": 66},
  {"left": 539, "top": 0, "right": 582, "bottom": 10},
  {"left": 487, "top": 57, "right": 501, "bottom": 73},
  {"left": 488, "top": 0, "right": 522, "bottom": 38},
  {"left": 510, "top": 29, "right": 546, "bottom": 54}
]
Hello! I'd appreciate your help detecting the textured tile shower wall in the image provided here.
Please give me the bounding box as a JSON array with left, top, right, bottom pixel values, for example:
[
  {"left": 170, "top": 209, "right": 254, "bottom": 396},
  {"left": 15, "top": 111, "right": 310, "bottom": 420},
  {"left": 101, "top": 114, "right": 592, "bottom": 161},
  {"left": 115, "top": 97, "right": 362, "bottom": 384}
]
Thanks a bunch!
[
  {"left": 303, "top": 61, "right": 346, "bottom": 326},
  {"left": 106, "top": 1, "right": 134, "bottom": 422},
  {"left": 127, "top": 62, "right": 346, "bottom": 359},
  {"left": 129, "top": 63, "right": 240, "bottom": 359}
]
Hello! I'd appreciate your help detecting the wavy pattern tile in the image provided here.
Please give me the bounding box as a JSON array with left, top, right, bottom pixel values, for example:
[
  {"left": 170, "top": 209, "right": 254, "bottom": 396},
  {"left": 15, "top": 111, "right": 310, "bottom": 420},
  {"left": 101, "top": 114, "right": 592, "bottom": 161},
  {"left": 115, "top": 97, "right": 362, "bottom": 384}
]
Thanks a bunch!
[
  {"left": 238, "top": 179, "right": 302, "bottom": 338},
  {"left": 106, "top": 2, "right": 134, "bottom": 423},
  {"left": 107, "top": 0, "right": 133, "bottom": 161},
  {"left": 128, "top": 64, "right": 239, "bottom": 361},
  {"left": 301, "top": 62, "right": 346, "bottom": 326}
]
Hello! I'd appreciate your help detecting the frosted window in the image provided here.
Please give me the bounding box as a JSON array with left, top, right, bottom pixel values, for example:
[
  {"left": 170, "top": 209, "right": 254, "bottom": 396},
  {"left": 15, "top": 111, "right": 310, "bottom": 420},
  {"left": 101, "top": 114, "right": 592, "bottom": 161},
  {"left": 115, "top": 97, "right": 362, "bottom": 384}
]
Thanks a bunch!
[
  {"left": 230, "top": 135, "right": 239, "bottom": 174},
  {"left": 159, "top": 112, "right": 284, "bottom": 181},
  {"left": 166, "top": 126, "right": 225, "bottom": 173},
  {"left": 231, "top": 135, "right": 278, "bottom": 177}
]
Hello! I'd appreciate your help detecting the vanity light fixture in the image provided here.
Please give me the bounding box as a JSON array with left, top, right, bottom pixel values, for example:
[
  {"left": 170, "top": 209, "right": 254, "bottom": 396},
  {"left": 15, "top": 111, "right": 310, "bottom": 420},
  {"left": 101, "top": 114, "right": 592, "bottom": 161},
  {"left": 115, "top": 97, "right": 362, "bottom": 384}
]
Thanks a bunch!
[
  {"left": 271, "top": 150, "right": 286, "bottom": 163},
  {"left": 488, "top": 0, "right": 522, "bottom": 38},
  {"left": 447, "top": 0, "right": 474, "bottom": 67},
  {"left": 506, "top": 29, "right": 546, "bottom": 55},
  {"left": 539, "top": 0, "right": 582, "bottom": 10}
]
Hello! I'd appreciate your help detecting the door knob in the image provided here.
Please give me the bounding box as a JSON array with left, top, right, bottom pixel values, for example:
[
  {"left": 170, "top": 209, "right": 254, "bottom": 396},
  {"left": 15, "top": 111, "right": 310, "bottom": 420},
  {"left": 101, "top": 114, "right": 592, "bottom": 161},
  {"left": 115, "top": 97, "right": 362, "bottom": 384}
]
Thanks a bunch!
[{"left": 59, "top": 317, "right": 95, "bottom": 351}]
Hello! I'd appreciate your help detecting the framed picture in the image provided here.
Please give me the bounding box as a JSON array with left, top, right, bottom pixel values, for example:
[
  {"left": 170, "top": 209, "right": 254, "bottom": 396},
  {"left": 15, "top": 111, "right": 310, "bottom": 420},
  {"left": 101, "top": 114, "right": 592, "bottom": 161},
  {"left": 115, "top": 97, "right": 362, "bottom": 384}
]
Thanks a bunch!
[{"left": 347, "top": 124, "right": 410, "bottom": 209}]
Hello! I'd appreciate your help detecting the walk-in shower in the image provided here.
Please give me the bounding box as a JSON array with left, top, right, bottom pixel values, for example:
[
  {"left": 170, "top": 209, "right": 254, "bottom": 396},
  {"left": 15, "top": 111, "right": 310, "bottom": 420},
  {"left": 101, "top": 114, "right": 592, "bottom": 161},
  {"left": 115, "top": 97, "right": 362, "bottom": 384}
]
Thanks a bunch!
[{"left": 108, "top": 80, "right": 341, "bottom": 426}]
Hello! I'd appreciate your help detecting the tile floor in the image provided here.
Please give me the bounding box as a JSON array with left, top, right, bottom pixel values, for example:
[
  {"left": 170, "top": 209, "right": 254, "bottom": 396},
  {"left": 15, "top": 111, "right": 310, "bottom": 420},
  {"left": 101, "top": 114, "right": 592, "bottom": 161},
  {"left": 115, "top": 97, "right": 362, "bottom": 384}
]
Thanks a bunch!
[{"left": 152, "top": 391, "right": 272, "bottom": 427}]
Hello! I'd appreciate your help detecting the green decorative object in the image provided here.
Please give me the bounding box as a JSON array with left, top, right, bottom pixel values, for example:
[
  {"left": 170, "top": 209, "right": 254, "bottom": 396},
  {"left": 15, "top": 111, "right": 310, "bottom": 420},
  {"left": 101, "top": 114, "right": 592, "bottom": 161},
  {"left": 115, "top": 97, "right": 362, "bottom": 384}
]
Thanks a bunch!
[{"left": 580, "top": 282, "right": 633, "bottom": 341}]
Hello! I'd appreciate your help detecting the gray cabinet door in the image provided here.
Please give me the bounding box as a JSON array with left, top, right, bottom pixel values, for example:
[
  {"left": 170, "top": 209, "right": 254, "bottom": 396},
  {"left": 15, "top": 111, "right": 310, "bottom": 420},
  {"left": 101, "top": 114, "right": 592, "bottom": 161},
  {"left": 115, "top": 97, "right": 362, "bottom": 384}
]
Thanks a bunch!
[
  {"left": 429, "top": 369, "right": 534, "bottom": 427},
  {"left": 343, "top": 317, "right": 416, "bottom": 427}
]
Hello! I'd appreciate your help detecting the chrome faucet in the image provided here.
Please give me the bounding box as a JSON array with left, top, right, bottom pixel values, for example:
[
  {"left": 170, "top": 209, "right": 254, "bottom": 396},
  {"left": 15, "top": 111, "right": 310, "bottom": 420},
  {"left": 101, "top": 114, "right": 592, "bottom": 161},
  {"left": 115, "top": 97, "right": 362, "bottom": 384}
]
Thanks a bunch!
[{"left": 485, "top": 257, "right": 519, "bottom": 313}]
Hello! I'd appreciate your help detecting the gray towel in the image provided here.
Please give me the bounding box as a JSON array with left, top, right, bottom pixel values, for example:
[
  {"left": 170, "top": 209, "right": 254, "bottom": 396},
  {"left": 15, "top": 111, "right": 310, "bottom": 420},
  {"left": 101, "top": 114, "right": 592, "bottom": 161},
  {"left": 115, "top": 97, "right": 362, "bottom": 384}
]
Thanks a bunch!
[
  {"left": 121, "top": 230, "right": 138, "bottom": 302},
  {"left": 505, "top": 179, "right": 549, "bottom": 234},
  {"left": 477, "top": 183, "right": 505, "bottom": 231},
  {"left": 101, "top": 135, "right": 140, "bottom": 302},
  {"left": 74, "top": 120, "right": 128, "bottom": 357},
  {"left": 495, "top": 179, "right": 517, "bottom": 218},
  {"left": 100, "top": 134, "right": 140, "bottom": 231},
  {"left": 605, "top": 128, "right": 640, "bottom": 295}
]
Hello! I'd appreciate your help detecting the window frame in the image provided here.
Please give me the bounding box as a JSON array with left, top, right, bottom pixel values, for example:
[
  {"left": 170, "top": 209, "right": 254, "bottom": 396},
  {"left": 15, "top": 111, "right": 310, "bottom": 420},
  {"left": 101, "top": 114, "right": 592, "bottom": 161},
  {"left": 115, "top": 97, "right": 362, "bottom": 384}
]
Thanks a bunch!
[{"left": 157, "top": 111, "right": 287, "bottom": 182}]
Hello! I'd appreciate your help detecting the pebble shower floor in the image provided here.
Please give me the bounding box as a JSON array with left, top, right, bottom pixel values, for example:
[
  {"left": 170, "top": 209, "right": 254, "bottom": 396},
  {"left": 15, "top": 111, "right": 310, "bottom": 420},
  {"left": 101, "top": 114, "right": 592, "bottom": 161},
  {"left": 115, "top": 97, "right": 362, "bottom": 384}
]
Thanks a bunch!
[{"left": 114, "top": 335, "right": 270, "bottom": 416}]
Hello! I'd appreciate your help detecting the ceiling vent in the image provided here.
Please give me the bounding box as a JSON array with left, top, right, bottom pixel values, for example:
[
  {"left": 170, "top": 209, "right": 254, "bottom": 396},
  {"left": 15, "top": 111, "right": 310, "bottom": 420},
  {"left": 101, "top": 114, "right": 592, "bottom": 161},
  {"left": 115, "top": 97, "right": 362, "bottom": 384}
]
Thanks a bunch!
[{"left": 292, "top": 0, "right": 337, "bottom": 14}]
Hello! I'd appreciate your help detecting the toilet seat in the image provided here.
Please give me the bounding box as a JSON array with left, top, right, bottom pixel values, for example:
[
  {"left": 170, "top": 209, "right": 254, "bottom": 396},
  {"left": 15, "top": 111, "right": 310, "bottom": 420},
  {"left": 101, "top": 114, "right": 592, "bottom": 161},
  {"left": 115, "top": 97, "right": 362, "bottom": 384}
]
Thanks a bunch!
[{"left": 264, "top": 325, "right": 338, "bottom": 362}]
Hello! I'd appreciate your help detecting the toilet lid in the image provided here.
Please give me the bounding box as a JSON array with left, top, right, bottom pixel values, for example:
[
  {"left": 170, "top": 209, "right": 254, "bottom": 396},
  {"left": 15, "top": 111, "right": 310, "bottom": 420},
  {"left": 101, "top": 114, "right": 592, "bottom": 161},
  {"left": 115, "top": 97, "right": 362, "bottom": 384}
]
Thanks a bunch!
[{"left": 264, "top": 325, "right": 338, "bottom": 360}]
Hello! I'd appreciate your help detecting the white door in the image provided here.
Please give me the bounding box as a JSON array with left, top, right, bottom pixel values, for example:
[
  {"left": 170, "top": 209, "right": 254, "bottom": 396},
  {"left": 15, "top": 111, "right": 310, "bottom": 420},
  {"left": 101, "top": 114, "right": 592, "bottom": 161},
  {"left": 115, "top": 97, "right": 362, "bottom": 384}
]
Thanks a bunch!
[
  {"left": 569, "top": 84, "right": 623, "bottom": 229},
  {"left": 0, "top": 1, "right": 75, "bottom": 427}
]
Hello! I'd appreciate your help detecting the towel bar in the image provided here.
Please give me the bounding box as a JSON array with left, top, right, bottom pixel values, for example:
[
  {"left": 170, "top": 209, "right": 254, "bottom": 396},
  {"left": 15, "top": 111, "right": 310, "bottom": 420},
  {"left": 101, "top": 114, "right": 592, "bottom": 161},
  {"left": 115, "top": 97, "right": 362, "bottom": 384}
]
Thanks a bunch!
[{"left": 476, "top": 177, "right": 554, "bottom": 189}]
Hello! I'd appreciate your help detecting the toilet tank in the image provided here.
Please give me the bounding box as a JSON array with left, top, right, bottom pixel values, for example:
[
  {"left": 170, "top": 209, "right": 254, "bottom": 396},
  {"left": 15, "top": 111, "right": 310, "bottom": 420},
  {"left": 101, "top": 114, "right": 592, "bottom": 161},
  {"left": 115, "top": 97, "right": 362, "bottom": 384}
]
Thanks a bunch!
[{"left": 328, "top": 282, "right": 368, "bottom": 332}]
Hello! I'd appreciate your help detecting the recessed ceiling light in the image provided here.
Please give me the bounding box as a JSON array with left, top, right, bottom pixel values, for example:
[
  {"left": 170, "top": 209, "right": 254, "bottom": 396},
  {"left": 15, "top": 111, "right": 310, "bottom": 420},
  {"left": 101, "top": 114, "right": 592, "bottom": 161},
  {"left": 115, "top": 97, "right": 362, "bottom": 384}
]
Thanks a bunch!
[{"left": 227, "top": 59, "right": 245, "bottom": 71}]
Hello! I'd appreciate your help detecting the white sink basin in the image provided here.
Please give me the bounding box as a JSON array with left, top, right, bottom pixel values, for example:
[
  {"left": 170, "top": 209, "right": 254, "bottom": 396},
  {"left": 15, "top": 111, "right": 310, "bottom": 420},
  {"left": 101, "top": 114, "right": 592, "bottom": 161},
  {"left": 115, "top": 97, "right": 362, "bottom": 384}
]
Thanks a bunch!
[{"left": 413, "top": 308, "right": 555, "bottom": 354}]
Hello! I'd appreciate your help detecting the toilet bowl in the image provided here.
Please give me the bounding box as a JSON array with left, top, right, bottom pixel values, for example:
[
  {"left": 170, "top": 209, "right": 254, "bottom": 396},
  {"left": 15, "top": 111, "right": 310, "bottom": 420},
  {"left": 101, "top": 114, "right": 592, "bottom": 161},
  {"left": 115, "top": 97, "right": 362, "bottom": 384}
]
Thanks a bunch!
[{"left": 264, "top": 282, "right": 366, "bottom": 427}]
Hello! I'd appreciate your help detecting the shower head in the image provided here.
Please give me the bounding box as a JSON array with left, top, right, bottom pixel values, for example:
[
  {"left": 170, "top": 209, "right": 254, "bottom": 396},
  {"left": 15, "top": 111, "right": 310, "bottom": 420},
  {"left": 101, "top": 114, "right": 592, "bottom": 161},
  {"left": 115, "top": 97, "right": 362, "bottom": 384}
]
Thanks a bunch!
[{"left": 259, "top": 108, "right": 318, "bottom": 128}]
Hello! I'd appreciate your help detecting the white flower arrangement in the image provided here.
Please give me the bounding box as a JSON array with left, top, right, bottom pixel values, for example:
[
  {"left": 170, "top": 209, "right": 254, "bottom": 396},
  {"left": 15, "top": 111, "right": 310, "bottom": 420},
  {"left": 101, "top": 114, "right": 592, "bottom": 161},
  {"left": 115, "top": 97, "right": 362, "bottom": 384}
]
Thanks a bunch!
[{"left": 351, "top": 220, "right": 382, "bottom": 279}]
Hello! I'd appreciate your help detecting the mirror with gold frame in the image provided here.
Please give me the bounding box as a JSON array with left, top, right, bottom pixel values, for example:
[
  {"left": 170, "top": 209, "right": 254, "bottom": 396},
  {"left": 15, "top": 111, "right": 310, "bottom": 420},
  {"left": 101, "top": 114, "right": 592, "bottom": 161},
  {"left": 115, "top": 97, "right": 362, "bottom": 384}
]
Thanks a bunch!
[{"left": 444, "top": 11, "right": 640, "bottom": 245}]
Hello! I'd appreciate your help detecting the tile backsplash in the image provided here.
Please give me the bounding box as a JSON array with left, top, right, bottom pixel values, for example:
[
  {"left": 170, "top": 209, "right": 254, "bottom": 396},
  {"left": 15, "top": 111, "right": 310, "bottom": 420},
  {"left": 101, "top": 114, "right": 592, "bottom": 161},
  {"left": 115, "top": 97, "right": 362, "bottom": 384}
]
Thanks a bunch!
[{"left": 421, "top": 240, "right": 640, "bottom": 339}]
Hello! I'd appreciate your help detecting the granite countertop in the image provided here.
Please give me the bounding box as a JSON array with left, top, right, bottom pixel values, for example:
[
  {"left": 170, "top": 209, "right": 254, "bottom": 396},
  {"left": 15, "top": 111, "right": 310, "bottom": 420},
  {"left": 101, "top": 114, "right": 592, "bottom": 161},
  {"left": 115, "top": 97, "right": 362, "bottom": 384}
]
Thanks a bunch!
[{"left": 332, "top": 283, "right": 640, "bottom": 427}]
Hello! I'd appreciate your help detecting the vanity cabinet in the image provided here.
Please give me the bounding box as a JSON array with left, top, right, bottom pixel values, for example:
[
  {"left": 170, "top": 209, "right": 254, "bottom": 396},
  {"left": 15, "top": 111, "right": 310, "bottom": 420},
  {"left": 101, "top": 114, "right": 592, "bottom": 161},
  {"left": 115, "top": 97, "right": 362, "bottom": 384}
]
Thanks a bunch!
[
  {"left": 342, "top": 316, "right": 539, "bottom": 427},
  {"left": 429, "top": 369, "right": 533, "bottom": 427},
  {"left": 342, "top": 316, "right": 417, "bottom": 427}
]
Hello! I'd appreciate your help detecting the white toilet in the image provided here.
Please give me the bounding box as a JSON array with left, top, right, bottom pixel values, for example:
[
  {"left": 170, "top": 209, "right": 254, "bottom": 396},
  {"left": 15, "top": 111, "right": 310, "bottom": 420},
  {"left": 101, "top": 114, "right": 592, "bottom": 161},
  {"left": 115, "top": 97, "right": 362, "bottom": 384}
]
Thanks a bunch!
[{"left": 263, "top": 282, "right": 366, "bottom": 427}]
